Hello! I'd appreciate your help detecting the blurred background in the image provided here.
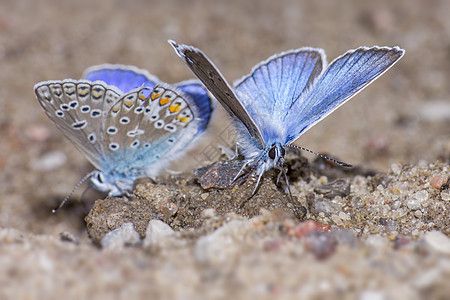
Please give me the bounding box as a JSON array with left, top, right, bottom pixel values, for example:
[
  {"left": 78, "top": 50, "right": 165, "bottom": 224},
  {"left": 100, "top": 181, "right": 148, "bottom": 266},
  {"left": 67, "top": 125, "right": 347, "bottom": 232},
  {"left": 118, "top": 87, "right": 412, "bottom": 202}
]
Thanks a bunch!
[{"left": 0, "top": 0, "right": 448, "bottom": 235}]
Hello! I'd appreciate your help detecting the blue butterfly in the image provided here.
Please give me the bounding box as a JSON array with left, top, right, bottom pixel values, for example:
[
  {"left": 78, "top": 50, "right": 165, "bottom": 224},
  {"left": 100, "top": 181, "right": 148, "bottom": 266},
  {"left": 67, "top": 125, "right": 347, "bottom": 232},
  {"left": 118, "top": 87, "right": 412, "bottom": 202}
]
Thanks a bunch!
[
  {"left": 170, "top": 40, "right": 404, "bottom": 194},
  {"left": 34, "top": 64, "right": 213, "bottom": 201}
]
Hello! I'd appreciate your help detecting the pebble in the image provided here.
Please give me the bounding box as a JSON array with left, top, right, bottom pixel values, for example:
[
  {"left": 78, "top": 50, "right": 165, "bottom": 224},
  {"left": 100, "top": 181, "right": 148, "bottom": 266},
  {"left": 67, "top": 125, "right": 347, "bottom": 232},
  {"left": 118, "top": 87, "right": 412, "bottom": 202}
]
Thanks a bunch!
[
  {"left": 101, "top": 223, "right": 141, "bottom": 249},
  {"left": 430, "top": 173, "right": 448, "bottom": 189},
  {"left": 390, "top": 163, "right": 402, "bottom": 175},
  {"left": 160, "top": 201, "right": 178, "bottom": 218},
  {"left": 406, "top": 199, "right": 421, "bottom": 210},
  {"left": 59, "top": 232, "right": 79, "bottom": 244},
  {"left": 304, "top": 231, "right": 337, "bottom": 260},
  {"left": 143, "top": 220, "right": 174, "bottom": 248},
  {"left": 424, "top": 231, "right": 450, "bottom": 255},
  {"left": 194, "top": 220, "right": 251, "bottom": 265},
  {"left": 308, "top": 196, "right": 342, "bottom": 214},
  {"left": 441, "top": 192, "right": 450, "bottom": 201},
  {"left": 330, "top": 228, "right": 358, "bottom": 247},
  {"left": 287, "top": 220, "right": 331, "bottom": 238},
  {"left": 413, "top": 190, "right": 428, "bottom": 202},
  {"left": 313, "top": 179, "right": 350, "bottom": 199}
]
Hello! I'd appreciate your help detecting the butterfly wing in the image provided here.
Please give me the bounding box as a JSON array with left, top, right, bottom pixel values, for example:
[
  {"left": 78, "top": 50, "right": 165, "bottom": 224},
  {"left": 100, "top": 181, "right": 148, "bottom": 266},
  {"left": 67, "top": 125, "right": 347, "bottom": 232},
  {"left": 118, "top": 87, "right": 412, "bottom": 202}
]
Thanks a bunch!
[
  {"left": 175, "top": 79, "right": 214, "bottom": 133},
  {"left": 284, "top": 46, "right": 405, "bottom": 144},
  {"left": 100, "top": 83, "right": 213, "bottom": 177},
  {"left": 34, "top": 80, "right": 122, "bottom": 169},
  {"left": 169, "top": 40, "right": 265, "bottom": 150},
  {"left": 233, "top": 48, "right": 326, "bottom": 146},
  {"left": 83, "top": 64, "right": 159, "bottom": 93}
]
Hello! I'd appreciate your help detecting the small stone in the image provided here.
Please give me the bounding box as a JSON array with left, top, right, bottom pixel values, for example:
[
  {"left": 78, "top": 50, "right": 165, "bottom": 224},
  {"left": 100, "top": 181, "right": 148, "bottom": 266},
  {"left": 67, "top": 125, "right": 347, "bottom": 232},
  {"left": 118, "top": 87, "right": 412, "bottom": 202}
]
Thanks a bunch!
[
  {"left": 391, "top": 163, "right": 402, "bottom": 175},
  {"left": 406, "top": 199, "right": 421, "bottom": 210},
  {"left": 287, "top": 220, "right": 331, "bottom": 238},
  {"left": 59, "top": 232, "right": 79, "bottom": 244},
  {"left": 101, "top": 223, "right": 141, "bottom": 249},
  {"left": 386, "top": 219, "right": 398, "bottom": 232},
  {"left": 314, "top": 179, "right": 350, "bottom": 199},
  {"left": 309, "top": 197, "right": 342, "bottom": 214},
  {"left": 339, "top": 211, "right": 350, "bottom": 221},
  {"left": 304, "top": 231, "right": 337, "bottom": 260},
  {"left": 195, "top": 159, "right": 249, "bottom": 189},
  {"left": 194, "top": 220, "right": 251, "bottom": 265},
  {"left": 430, "top": 173, "right": 448, "bottom": 189},
  {"left": 330, "top": 228, "right": 358, "bottom": 247},
  {"left": 424, "top": 231, "right": 450, "bottom": 255},
  {"left": 441, "top": 191, "right": 450, "bottom": 201},
  {"left": 201, "top": 193, "right": 209, "bottom": 200},
  {"left": 161, "top": 201, "right": 178, "bottom": 218},
  {"left": 143, "top": 220, "right": 174, "bottom": 248},
  {"left": 331, "top": 214, "right": 344, "bottom": 226},
  {"left": 414, "top": 210, "right": 422, "bottom": 218},
  {"left": 414, "top": 190, "right": 428, "bottom": 202}
]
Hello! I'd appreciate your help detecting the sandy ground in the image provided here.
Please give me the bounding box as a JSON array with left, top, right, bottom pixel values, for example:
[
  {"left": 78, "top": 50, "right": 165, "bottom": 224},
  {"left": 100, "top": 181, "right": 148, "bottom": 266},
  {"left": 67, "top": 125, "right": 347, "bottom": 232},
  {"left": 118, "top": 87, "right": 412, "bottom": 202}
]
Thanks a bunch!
[{"left": 0, "top": 0, "right": 449, "bottom": 299}]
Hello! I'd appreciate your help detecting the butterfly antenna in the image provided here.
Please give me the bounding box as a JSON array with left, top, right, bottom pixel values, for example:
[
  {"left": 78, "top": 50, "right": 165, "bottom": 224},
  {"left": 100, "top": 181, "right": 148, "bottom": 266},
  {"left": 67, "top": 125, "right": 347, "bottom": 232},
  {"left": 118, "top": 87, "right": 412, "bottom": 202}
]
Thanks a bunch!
[
  {"left": 286, "top": 145, "right": 352, "bottom": 167},
  {"left": 52, "top": 171, "right": 97, "bottom": 213}
]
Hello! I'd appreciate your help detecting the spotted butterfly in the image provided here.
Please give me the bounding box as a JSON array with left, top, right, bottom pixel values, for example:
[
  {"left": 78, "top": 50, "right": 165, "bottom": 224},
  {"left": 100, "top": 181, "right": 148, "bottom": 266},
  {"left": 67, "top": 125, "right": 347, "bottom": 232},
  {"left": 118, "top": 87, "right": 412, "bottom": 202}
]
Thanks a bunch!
[{"left": 35, "top": 64, "right": 213, "bottom": 198}]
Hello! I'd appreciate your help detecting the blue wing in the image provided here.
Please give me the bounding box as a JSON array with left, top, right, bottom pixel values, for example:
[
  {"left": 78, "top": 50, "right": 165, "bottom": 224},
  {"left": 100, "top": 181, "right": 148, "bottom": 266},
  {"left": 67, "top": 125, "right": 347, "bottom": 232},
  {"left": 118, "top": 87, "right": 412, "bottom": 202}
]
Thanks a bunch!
[
  {"left": 83, "top": 64, "right": 159, "bottom": 93},
  {"left": 233, "top": 48, "right": 325, "bottom": 146},
  {"left": 284, "top": 46, "right": 404, "bottom": 144},
  {"left": 170, "top": 40, "right": 265, "bottom": 150},
  {"left": 175, "top": 80, "right": 213, "bottom": 135}
]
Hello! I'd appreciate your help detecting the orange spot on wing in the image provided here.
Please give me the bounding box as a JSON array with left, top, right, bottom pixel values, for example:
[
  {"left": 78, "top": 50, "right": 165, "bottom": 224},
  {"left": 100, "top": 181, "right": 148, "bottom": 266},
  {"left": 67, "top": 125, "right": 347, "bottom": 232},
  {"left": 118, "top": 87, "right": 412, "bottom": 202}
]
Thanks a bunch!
[
  {"left": 176, "top": 115, "right": 191, "bottom": 123},
  {"left": 112, "top": 105, "right": 120, "bottom": 113},
  {"left": 151, "top": 93, "right": 161, "bottom": 100},
  {"left": 123, "top": 98, "right": 134, "bottom": 108},
  {"left": 159, "top": 98, "right": 170, "bottom": 106},
  {"left": 169, "top": 104, "right": 181, "bottom": 113}
]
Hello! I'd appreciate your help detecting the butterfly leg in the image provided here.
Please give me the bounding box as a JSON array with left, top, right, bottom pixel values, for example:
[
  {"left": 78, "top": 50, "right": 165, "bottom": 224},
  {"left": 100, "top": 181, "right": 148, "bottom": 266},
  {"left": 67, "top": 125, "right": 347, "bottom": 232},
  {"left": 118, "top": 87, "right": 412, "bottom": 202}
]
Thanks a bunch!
[
  {"left": 275, "top": 166, "right": 293, "bottom": 200},
  {"left": 251, "top": 170, "right": 265, "bottom": 197},
  {"left": 276, "top": 169, "right": 283, "bottom": 185},
  {"left": 232, "top": 159, "right": 252, "bottom": 183},
  {"left": 281, "top": 167, "right": 293, "bottom": 200}
]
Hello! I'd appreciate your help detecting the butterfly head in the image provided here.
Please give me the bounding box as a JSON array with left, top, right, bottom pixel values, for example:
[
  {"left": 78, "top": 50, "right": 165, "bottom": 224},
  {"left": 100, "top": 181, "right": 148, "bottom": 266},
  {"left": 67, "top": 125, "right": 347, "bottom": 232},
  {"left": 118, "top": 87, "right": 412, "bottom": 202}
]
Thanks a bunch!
[
  {"left": 90, "top": 171, "right": 129, "bottom": 196},
  {"left": 255, "top": 142, "right": 286, "bottom": 175},
  {"left": 267, "top": 143, "right": 285, "bottom": 167}
]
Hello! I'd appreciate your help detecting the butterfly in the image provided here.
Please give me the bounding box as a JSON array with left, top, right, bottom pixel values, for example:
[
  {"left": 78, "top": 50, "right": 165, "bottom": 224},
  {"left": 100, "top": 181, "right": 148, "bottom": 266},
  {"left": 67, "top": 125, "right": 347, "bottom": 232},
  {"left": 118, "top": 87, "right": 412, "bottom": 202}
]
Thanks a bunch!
[
  {"left": 170, "top": 40, "right": 405, "bottom": 195},
  {"left": 34, "top": 64, "right": 213, "bottom": 203}
]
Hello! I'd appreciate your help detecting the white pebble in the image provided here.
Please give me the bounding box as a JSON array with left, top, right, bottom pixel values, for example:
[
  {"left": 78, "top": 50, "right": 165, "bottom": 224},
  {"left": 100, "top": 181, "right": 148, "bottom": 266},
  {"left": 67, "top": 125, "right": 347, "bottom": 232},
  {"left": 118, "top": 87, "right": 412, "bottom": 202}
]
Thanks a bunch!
[
  {"left": 406, "top": 199, "right": 421, "bottom": 210},
  {"left": 414, "top": 190, "right": 428, "bottom": 202},
  {"left": 194, "top": 220, "right": 251, "bottom": 265},
  {"left": 441, "top": 192, "right": 450, "bottom": 201},
  {"left": 390, "top": 163, "right": 402, "bottom": 175},
  {"left": 101, "top": 223, "right": 141, "bottom": 249},
  {"left": 143, "top": 220, "right": 174, "bottom": 248}
]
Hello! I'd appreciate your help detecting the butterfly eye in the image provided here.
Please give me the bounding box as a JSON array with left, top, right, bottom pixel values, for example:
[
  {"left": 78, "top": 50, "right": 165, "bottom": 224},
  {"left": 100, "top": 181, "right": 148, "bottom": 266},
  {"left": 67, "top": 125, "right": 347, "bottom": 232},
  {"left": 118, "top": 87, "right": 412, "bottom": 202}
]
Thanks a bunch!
[
  {"left": 96, "top": 173, "right": 104, "bottom": 183},
  {"left": 268, "top": 147, "right": 276, "bottom": 160}
]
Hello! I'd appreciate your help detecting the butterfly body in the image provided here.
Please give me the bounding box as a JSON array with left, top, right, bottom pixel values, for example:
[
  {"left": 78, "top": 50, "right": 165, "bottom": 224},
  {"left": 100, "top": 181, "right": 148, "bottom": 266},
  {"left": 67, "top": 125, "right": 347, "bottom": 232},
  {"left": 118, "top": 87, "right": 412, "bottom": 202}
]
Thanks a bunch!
[
  {"left": 170, "top": 40, "right": 404, "bottom": 193},
  {"left": 35, "top": 64, "right": 213, "bottom": 196}
]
